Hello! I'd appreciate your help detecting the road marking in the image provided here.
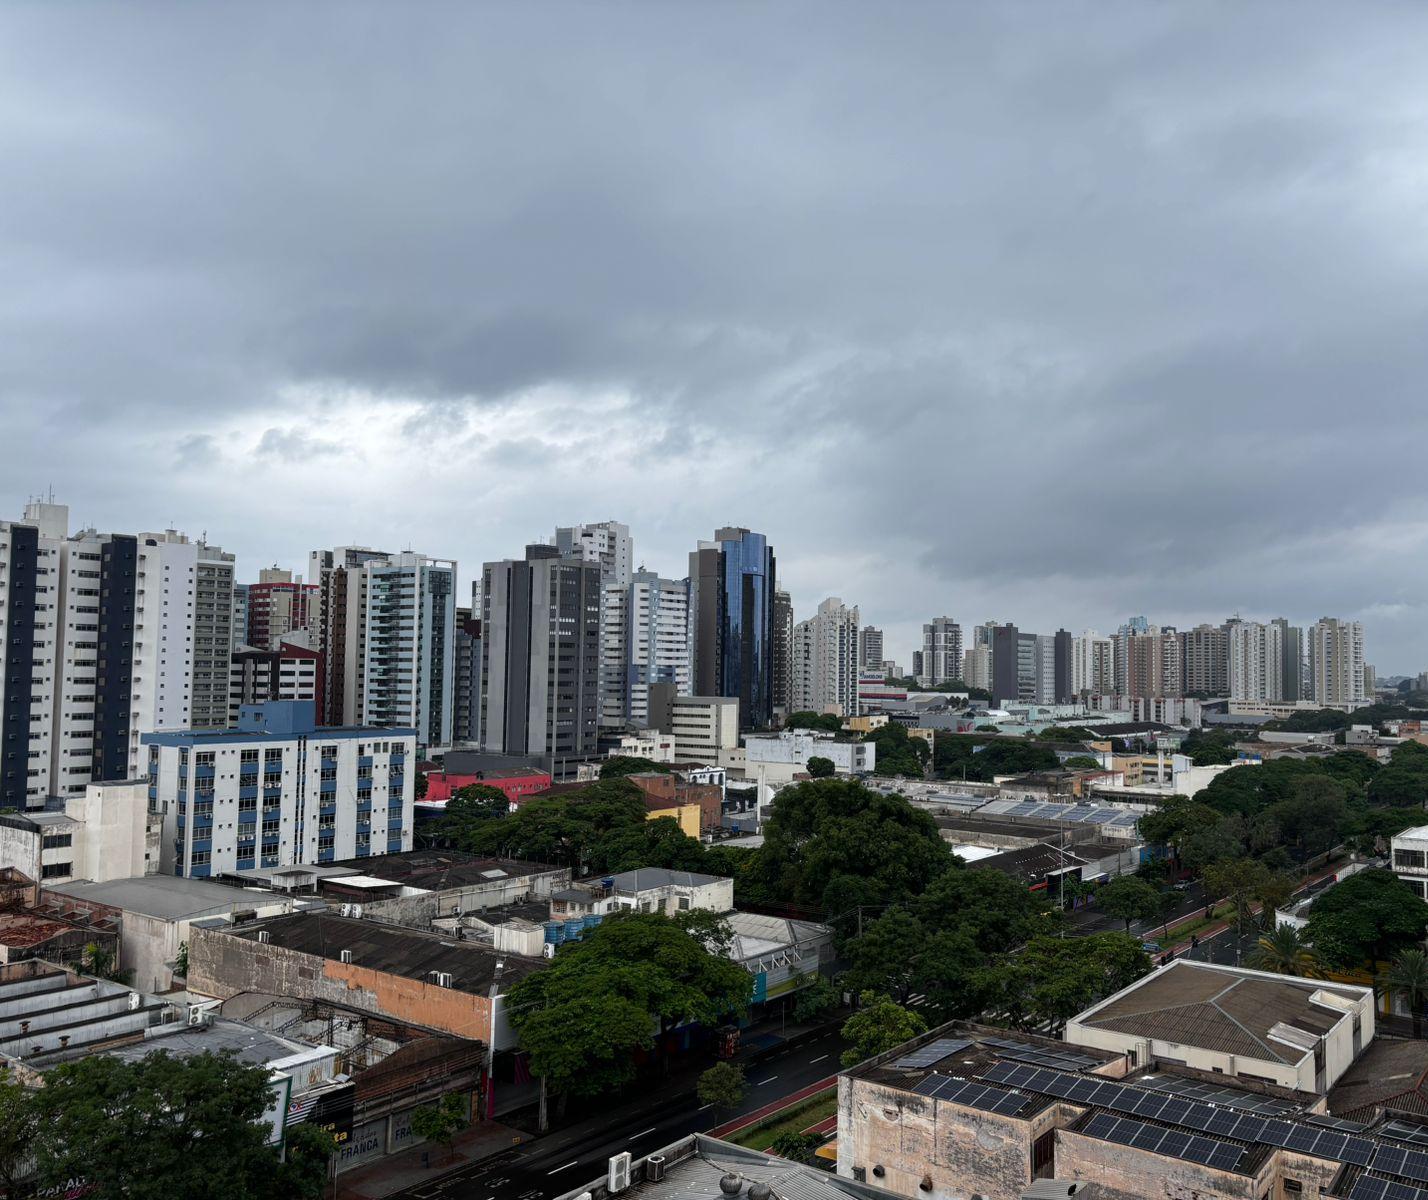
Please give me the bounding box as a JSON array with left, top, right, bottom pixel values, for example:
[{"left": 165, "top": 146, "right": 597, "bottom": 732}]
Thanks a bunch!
[
  {"left": 809, "top": 1055, "right": 829, "bottom": 1064},
  {"left": 698, "top": 1103, "right": 713, "bottom": 1111},
  {"left": 755, "top": 1075, "right": 779, "bottom": 1085},
  {"left": 548, "top": 1161, "right": 579, "bottom": 1175},
  {"left": 631, "top": 1127, "right": 658, "bottom": 1140}
]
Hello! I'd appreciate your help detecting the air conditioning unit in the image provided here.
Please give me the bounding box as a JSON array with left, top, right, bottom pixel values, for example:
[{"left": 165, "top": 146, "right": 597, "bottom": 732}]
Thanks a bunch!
[
  {"left": 542, "top": 942, "right": 556, "bottom": 959},
  {"left": 187, "top": 1005, "right": 210, "bottom": 1027},
  {"left": 339, "top": 904, "right": 353, "bottom": 918},
  {"left": 340, "top": 949, "right": 353, "bottom": 964},
  {"left": 608, "top": 1152, "right": 632, "bottom": 1193},
  {"left": 257, "top": 930, "right": 270, "bottom": 944},
  {"left": 350, "top": 904, "right": 363, "bottom": 919},
  {"left": 435, "top": 971, "right": 453, "bottom": 988},
  {"left": 128, "top": 992, "right": 142, "bottom": 1011}
]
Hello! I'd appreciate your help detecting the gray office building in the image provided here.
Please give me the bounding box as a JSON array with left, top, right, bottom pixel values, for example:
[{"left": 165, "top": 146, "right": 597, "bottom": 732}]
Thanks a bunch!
[{"left": 480, "top": 546, "right": 601, "bottom": 763}]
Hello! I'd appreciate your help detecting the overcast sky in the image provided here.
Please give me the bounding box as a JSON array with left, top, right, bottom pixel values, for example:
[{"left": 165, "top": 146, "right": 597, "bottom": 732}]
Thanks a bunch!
[{"left": 4, "top": 3, "right": 1428, "bottom": 671}]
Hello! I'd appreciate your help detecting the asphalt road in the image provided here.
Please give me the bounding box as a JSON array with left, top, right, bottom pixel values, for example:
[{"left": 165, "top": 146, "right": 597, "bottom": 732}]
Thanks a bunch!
[{"left": 390, "top": 1026, "right": 849, "bottom": 1200}]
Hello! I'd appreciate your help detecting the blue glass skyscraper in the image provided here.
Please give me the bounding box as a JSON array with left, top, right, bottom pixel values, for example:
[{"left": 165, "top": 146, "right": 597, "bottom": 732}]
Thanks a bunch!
[{"left": 690, "top": 527, "right": 776, "bottom": 731}]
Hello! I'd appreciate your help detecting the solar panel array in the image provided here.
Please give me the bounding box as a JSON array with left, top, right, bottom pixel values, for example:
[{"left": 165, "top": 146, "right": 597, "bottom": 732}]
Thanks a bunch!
[
  {"left": 894, "top": 1038, "right": 973, "bottom": 1069},
  {"left": 1382, "top": 1123, "right": 1428, "bottom": 1150},
  {"left": 1351, "top": 1176, "right": 1428, "bottom": 1200},
  {"left": 981, "top": 1036, "right": 1105, "bottom": 1072},
  {"left": 1307, "top": 1114, "right": 1371, "bottom": 1134},
  {"left": 911, "top": 1075, "right": 1031, "bottom": 1116},
  {"left": 975, "top": 799, "right": 1143, "bottom": 828},
  {"left": 1372, "top": 1147, "right": 1428, "bottom": 1184},
  {"left": 1137, "top": 1074, "right": 1300, "bottom": 1116},
  {"left": 980, "top": 1062, "right": 1375, "bottom": 1168},
  {"left": 1081, "top": 1112, "right": 1244, "bottom": 1173}
]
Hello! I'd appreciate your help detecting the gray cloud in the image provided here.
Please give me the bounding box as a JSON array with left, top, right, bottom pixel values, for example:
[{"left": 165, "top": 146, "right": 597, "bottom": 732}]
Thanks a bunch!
[{"left": 4, "top": 1, "right": 1428, "bottom": 669}]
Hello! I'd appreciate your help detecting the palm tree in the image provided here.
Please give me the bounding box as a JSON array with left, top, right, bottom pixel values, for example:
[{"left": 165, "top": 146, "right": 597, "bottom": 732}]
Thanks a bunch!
[
  {"left": 1387, "top": 948, "right": 1428, "bottom": 1039},
  {"left": 1247, "top": 924, "right": 1324, "bottom": 978}
]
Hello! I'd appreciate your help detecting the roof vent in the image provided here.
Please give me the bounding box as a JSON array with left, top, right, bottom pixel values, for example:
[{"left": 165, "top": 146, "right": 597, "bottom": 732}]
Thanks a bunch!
[
  {"left": 339, "top": 949, "right": 353, "bottom": 964},
  {"left": 646, "top": 1155, "right": 666, "bottom": 1183},
  {"left": 719, "top": 1175, "right": 743, "bottom": 1195},
  {"left": 749, "top": 1184, "right": 772, "bottom": 1200},
  {"left": 256, "top": 930, "right": 270, "bottom": 944}
]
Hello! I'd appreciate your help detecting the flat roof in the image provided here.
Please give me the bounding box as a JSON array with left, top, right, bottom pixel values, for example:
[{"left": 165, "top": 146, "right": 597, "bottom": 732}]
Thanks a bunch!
[
  {"left": 224, "top": 911, "right": 546, "bottom": 993},
  {"left": 1073, "top": 959, "right": 1366, "bottom": 1064},
  {"left": 142, "top": 724, "right": 415, "bottom": 746},
  {"left": 47, "top": 875, "right": 282, "bottom": 921},
  {"left": 325, "top": 850, "right": 562, "bottom": 890}
]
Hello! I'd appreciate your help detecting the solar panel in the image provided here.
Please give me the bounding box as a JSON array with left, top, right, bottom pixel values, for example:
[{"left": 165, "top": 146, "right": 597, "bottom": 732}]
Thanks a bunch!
[
  {"left": 912, "top": 1075, "right": 1032, "bottom": 1118},
  {"left": 1076, "top": 1111, "right": 1245, "bottom": 1173},
  {"left": 894, "top": 1038, "right": 973, "bottom": 1069},
  {"left": 912, "top": 1076, "right": 945, "bottom": 1097},
  {"left": 1384, "top": 1123, "right": 1428, "bottom": 1150},
  {"left": 1376, "top": 1148, "right": 1411, "bottom": 1179},
  {"left": 1353, "top": 1178, "right": 1428, "bottom": 1200},
  {"left": 1308, "top": 1114, "right": 1370, "bottom": 1133},
  {"left": 1139, "top": 1074, "right": 1300, "bottom": 1116}
]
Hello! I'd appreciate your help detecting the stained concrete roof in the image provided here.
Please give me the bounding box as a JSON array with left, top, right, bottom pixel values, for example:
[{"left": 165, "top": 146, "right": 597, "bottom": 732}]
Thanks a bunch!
[
  {"left": 47, "top": 875, "right": 281, "bottom": 922},
  {"left": 1075, "top": 960, "right": 1365, "bottom": 1064}
]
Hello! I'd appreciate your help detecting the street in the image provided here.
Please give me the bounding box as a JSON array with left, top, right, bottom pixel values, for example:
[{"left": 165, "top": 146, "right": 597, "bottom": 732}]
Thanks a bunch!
[{"left": 386, "top": 1025, "right": 848, "bottom": 1200}]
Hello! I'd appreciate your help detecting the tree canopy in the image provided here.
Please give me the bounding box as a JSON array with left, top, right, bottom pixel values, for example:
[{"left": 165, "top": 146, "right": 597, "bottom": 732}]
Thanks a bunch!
[
  {"left": 863, "top": 721, "right": 929, "bottom": 778},
  {"left": 806, "top": 755, "right": 836, "bottom": 778},
  {"left": 976, "top": 933, "right": 1151, "bottom": 1033},
  {"left": 751, "top": 778, "right": 954, "bottom": 913},
  {"left": 840, "top": 993, "right": 928, "bottom": 1067},
  {"left": 600, "top": 756, "right": 673, "bottom": 780},
  {"left": 785, "top": 711, "right": 843, "bottom": 733},
  {"left": 506, "top": 911, "right": 752, "bottom": 1100},
  {"left": 933, "top": 734, "right": 1059, "bottom": 782},
  {"left": 1304, "top": 868, "right": 1428, "bottom": 969},
  {"left": 27, "top": 1050, "right": 332, "bottom": 1200}
]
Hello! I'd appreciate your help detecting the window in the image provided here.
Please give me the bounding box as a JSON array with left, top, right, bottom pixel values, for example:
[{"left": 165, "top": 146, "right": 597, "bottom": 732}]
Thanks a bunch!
[
  {"left": 1396, "top": 849, "right": 1427, "bottom": 871},
  {"left": 1284, "top": 1182, "right": 1302, "bottom": 1195},
  {"left": 41, "top": 862, "right": 72, "bottom": 879},
  {"left": 41, "top": 832, "right": 73, "bottom": 850}
]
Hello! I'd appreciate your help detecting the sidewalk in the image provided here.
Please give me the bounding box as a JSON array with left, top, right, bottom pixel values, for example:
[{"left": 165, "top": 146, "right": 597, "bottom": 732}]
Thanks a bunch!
[{"left": 335, "top": 1120, "right": 528, "bottom": 1200}]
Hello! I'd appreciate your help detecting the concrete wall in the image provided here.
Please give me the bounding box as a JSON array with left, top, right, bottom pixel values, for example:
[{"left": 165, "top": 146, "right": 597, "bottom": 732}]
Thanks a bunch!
[
  {"left": 357, "top": 866, "right": 570, "bottom": 928},
  {"left": 1054, "top": 1128, "right": 1261, "bottom": 1200},
  {"left": 188, "top": 926, "right": 495, "bottom": 1043}
]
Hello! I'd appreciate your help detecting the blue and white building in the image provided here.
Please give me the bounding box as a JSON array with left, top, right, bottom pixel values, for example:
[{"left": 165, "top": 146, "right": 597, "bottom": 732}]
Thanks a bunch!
[{"left": 144, "top": 700, "right": 415, "bottom": 878}]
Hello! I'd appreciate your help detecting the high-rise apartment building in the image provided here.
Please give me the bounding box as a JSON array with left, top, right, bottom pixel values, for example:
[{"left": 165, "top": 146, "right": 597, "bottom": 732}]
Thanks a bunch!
[
  {"left": 480, "top": 545, "right": 601, "bottom": 761},
  {"left": 1272, "top": 617, "right": 1304, "bottom": 701},
  {"left": 921, "top": 617, "right": 963, "bottom": 684},
  {"left": 1307, "top": 618, "right": 1366, "bottom": 707},
  {"left": 1180, "top": 623, "right": 1229, "bottom": 696},
  {"left": 1228, "top": 620, "right": 1285, "bottom": 702},
  {"left": 227, "top": 640, "right": 323, "bottom": 725},
  {"left": 771, "top": 588, "right": 793, "bottom": 719},
  {"left": 245, "top": 567, "right": 318, "bottom": 652},
  {"left": 553, "top": 521, "right": 633, "bottom": 589},
  {"left": 600, "top": 570, "right": 692, "bottom": 730},
  {"left": 361, "top": 553, "right": 456, "bottom": 748},
  {"left": 145, "top": 700, "right": 414, "bottom": 877},
  {"left": 1113, "top": 624, "right": 1182, "bottom": 699},
  {"left": 791, "top": 597, "right": 861, "bottom": 716},
  {"left": 690, "top": 528, "right": 777, "bottom": 732},
  {"left": 453, "top": 607, "right": 482, "bottom": 744},
  {"left": 1071, "top": 631, "right": 1114, "bottom": 698},
  {"left": 2, "top": 502, "right": 239, "bottom": 805},
  {"left": 859, "top": 626, "right": 884, "bottom": 673},
  {"left": 309, "top": 546, "right": 392, "bottom": 727}
]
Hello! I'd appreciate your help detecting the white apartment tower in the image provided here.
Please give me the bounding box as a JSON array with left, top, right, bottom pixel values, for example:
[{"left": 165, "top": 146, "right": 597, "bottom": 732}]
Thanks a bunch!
[
  {"left": 1071, "top": 631, "right": 1115, "bottom": 698},
  {"left": 791, "top": 597, "right": 862, "bottom": 716},
  {"left": 859, "top": 626, "right": 884, "bottom": 673},
  {"left": 1228, "top": 620, "right": 1285, "bottom": 703},
  {"left": 600, "top": 570, "right": 692, "bottom": 729},
  {"left": 1, "top": 502, "right": 237, "bottom": 808},
  {"left": 921, "top": 617, "right": 963, "bottom": 684},
  {"left": 1308, "top": 618, "right": 1367, "bottom": 708},
  {"left": 553, "top": 521, "right": 633, "bottom": 589}
]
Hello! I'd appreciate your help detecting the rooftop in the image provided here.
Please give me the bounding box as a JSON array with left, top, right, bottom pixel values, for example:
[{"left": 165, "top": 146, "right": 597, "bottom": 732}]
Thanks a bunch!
[
  {"left": 324, "top": 849, "right": 563, "bottom": 891},
  {"left": 977, "top": 843, "right": 1086, "bottom": 886},
  {"left": 1328, "top": 1038, "right": 1428, "bottom": 1121},
  {"left": 222, "top": 911, "right": 546, "bottom": 993},
  {"left": 554, "top": 1134, "right": 901, "bottom": 1200},
  {"left": 47, "top": 874, "right": 286, "bottom": 922},
  {"left": 1071, "top": 959, "right": 1367, "bottom": 1065}
]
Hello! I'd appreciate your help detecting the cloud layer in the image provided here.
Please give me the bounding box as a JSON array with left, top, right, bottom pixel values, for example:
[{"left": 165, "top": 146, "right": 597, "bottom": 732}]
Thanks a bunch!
[{"left": 4, "top": 2, "right": 1428, "bottom": 669}]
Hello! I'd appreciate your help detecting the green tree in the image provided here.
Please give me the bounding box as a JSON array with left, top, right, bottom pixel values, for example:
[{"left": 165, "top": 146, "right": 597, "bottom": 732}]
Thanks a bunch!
[
  {"left": 600, "top": 756, "right": 673, "bottom": 780},
  {"left": 1203, "top": 857, "right": 1270, "bottom": 937},
  {"left": 410, "top": 1093, "right": 468, "bottom": 1162},
  {"left": 1063, "top": 756, "right": 1101, "bottom": 769},
  {"left": 697, "top": 1062, "right": 746, "bottom": 1114},
  {"left": 982, "top": 933, "right": 1150, "bottom": 1033},
  {"left": 174, "top": 940, "right": 189, "bottom": 978},
  {"left": 1247, "top": 925, "right": 1324, "bottom": 978},
  {"left": 272, "top": 1122, "right": 336, "bottom": 1200},
  {"left": 846, "top": 908, "right": 923, "bottom": 1001},
  {"left": 1096, "top": 876, "right": 1163, "bottom": 933},
  {"left": 81, "top": 940, "right": 133, "bottom": 985},
  {"left": 753, "top": 778, "right": 953, "bottom": 912},
  {"left": 1179, "top": 821, "right": 1247, "bottom": 876},
  {"left": 415, "top": 770, "right": 429, "bottom": 801},
  {"left": 1387, "top": 948, "right": 1428, "bottom": 1039},
  {"left": 915, "top": 867, "right": 1060, "bottom": 952},
  {"left": 1305, "top": 869, "right": 1428, "bottom": 970},
  {"left": 806, "top": 756, "right": 836, "bottom": 779},
  {"left": 1368, "top": 766, "right": 1428, "bottom": 808},
  {"left": 506, "top": 912, "right": 752, "bottom": 1125},
  {"left": 462, "top": 780, "right": 647, "bottom": 867},
  {"left": 0, "top": 1077, "right": 37, "bottom": 1195},
  {"left": 785, "top": 712, "right": 843, "bottom": 733},
  {"left": 589, "top": 816, "right": 708, "bottom": 874},
  {"left": 30, "top": 1050, "right": 316, "bottom": 1200},
  {"left": 769, "top": 1131, "right": 821, "bottom": 1163},
  {"left": 793, "top": 975, "right": 840, "bottom": 1023},
  {"left": 430, "top": 784, "right": 511, "bottom": 848},
  {"left": 840, "top": 993, "right": 928, "bottom": 1067},
  {"left": 865, "top": 722, "right": 929, "bottom": 778},
  {"left": 1266, "top": 776, "right": 1349, "bottom": 856}
]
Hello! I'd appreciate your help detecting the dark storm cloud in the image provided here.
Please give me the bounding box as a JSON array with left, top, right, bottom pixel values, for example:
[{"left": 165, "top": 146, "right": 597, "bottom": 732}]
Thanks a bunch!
[{"left": 4, "top": 1, "right": 1428, "bottom": 667}]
